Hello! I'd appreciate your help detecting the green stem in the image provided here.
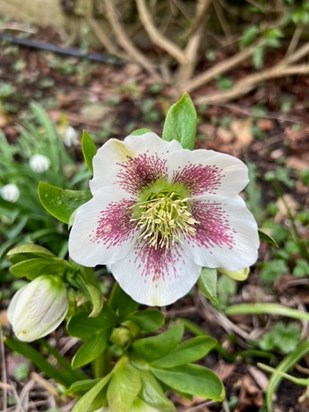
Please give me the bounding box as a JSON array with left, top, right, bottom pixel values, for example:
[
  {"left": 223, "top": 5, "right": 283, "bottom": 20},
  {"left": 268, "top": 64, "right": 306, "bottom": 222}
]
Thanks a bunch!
[{"left": 93, "top": 349, "right": 112, "bottom": 379}]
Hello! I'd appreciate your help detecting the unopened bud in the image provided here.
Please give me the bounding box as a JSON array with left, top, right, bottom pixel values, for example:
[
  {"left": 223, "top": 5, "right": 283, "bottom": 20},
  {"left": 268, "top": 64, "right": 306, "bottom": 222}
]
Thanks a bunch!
[
  {"left": 1, "top": 184, "right": 20, "bottom": 203},
  {"left": 8, "top": 275, "right": 68, "bottom": 342},
  {"left": 29, "top": 154, "right": 50, "bottom": 173}
]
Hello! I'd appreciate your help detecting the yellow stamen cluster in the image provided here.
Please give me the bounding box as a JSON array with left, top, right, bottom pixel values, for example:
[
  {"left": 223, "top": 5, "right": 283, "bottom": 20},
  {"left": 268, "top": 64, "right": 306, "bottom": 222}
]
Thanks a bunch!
[{"left": 131, "top": 192, "right": 198, "bottom": 249}]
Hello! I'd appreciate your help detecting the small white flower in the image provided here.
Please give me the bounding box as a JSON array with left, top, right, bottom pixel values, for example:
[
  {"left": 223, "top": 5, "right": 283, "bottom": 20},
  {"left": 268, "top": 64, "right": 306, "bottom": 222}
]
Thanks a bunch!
[
  {"left": 29, "top": 154, "right": 50, "bottom": 173},
  {"left": 8, "top": 275, "right": 68, "bottom": 342},
  {"left": 69, "top": 133, "right": 259, "bottom": 306},
  {"left": 63, "top": 126, "right": 78, "bottom": 147},
  {"left": 0, "top": 183, "right": 20, "bottom": 203}
]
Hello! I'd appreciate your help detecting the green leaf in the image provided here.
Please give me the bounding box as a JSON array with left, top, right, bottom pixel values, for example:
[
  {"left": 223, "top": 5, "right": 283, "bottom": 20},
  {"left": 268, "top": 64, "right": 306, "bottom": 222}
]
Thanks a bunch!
[
  {"left": 259, "top": 322, "right": 301, "bottom": 354},
  {"left": 131, "top": 128, "right": 153, "bottom": 136},
  {"left": 264, "top": 340, "right": 309, "bottom": 412},
  {"left": 225, "top": 303, "right": 309, "bottom": 322},
  {"left": 258, "top": 229, "right": 279, "bottom": 247},
  {"left": 81, "top": 131, "right": 96, "bottom": 173},
  {"left": 129, "top": 397, "right": 160, "bottom": 412},
  {"left": 72, "top": 373, "right": 112, "bottom": 412},
  {"left": 67, "top": 306, "right": 117, "bottom": 339},
  {"left": 107, "top": 357, "right": 141, "bottom": 412},
  {"left": 72, "top": 331, "right": 109, "bottom": 369},
  {"left": 162, "top": 93, "right": 196, "bottom": 150},
  {"left": 252, "top": 46, "right": 264, "bottom": 69},
  {"left": 139, "top": 371, "right": 175, "bottom": 412},
  {"left": 109, "top": 284, "right": 139, "bottom": 320},
  {"left": 132, "top": 324, "right": 184, "bottom": 362},
  {"left": 76, "top": 274, "right": 104, "bottom": 318},
  {"left": 151, "top": 364, "right": 224, "bottom": 401},
  {"left": 9, "top": 257, "right": 69, "bottom": 280},
  {"left": 6, "top": 244, "right": 55, "bottom": 262},
  {"left": 66, "top": 378, "right": 101, "bottom": 395},
  {"left": 197, "top": 268, "right": 219, "bottom": 306},
  {"left": 38, "top": 182, "right": 92, "bottom": 224},
  {"left": 128, "top": 310, "right": 164, "bottom": 333},
  {"left": 151, "top": 336, "right": 216, "bottom": 368}
]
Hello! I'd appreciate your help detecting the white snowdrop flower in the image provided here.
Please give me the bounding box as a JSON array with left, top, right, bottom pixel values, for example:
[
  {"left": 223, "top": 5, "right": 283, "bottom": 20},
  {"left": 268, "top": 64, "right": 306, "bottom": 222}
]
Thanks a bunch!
[
  {"left": 29, "top": 154, "right": 50, "bottom": 173},
  {"left": 69, "top": 133, "right": 259, "bottom": 307},
  {"left": 0, "top": 183, "right": 20, "bottom": 203},
  {"left": 8, "top": 275, "right": 68, "bottom": 342},
  {"left": 63, "top": 126, "right": 78, "bottom": 147}
]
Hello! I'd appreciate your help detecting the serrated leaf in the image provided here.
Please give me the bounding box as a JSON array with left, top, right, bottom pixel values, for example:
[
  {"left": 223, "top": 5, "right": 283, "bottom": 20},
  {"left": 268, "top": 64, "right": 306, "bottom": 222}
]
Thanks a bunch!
[
  {"left": 128, "top": 310, "right": 164, "bottom": 333},
  {"left": 151, "top": 336, "right": 216, "bottom": 368},
  {"left": 132, "top": 324, "right": 184, "bottom": 362},
  {"left": 38, "top": 182, "right": 91, "bottom": 224},
  {"left": 162, "top": 93, "right": 196, "bottom": 150},
  {"left": 198, "top": 268, "right": 219, "bottom": 306},
  {"left": 72, "top": 373, "right": 112, "bottom": 412},
  {"left": 81, "top": 131, "right": 96, "bottom": 173},
  {"left": 72, "top": 331, "right": 109, "bottom": 369},
  {"left": 107, "top": 357, "right": 141, "bottom": 412},
  {"left": 151, "top": 363, "right": 224, "bottom": 401}
]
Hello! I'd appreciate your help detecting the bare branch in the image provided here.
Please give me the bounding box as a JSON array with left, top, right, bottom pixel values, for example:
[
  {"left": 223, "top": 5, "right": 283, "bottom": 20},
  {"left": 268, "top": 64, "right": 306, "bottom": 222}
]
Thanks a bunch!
[
  {"left": 135, "top": 0, "right": 186, "bottom": 64},
  {"left": 283, "top": 41, "right": 309, "bottom": 65},
  {"left": 86, "top": 16, "right": 124, "bottom": 57},
  {"left": 176, "top": 0, "right": 212, "bottom": 83},
  {"left": 103, "top": 0, "right": 160, "bottom": 80},
  {"left": 196, "top": 64, "right": 309, "bottom": 105},
  {"left": 180, "top": 39, "right": 266, "bottom": 93}
]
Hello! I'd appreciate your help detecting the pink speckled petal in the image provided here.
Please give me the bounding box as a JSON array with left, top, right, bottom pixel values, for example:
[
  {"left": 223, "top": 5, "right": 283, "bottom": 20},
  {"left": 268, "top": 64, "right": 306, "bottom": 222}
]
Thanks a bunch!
[
  {"left": 90, "top": 133, "right": 182, "bottom": 195},
  {"left": 168, "top": 149, "right": 249, "bottom": 198},
  {"left": 182, "top": 195, "right": 259, "bottom": 270},
  {"left": 110, "top": 241, "right": 201, "bottom": 306},
  {"left": 69, "top": 188, "right": 138, "bottom": 266}
]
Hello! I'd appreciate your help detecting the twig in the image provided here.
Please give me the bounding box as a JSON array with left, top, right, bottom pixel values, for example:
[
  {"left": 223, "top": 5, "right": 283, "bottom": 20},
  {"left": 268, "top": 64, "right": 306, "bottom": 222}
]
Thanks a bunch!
[
  {"left": 86, "top": 16, "right": 124, "bottom": 57},
  {"left": 0, "top": 327, "right": 7, "bottom": 412},
  {"left": 135, "top": 0, "right": 186, "bottom": 64},
  {"left": 285, "top": 23, "right": 304, "bottom": 57},
  {"left": 180, "top": 38, "right": 266, "bottom": 92},
  {"left": 176, "top": 0, "right": 212, "bottom": 83},
  {"left": 187, "top": 0, "right": 212, "bottom": 38},
  {"left": 103, "top": 0, "right": 160, "bottom": 80},
  {"left": 195, "top": 293, "right": 251, "bottom": 340},
  {"left": 196, "top": 64, "right": 309, "bottom": 104}
]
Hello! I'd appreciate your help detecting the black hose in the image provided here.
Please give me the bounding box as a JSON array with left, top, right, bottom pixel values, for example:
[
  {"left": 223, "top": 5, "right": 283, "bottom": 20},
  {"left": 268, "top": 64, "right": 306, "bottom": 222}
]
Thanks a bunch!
[{"left": 0, "top": 33, "right": 124, "bottom": 66}]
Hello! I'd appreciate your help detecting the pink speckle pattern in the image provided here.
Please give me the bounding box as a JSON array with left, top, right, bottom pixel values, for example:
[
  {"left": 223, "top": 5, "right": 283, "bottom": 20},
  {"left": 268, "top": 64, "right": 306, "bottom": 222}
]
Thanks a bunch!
[
  {"left": 91, "top": 199, "right": 136, "bottom": 248},
  {"left": 173, "top": 164, "right": 223, "bottom": 196},
  {"left": 189, "top": 201, "right": 235, "bottom": 249},
  {"left": 116, "top": 153, "right": 167, "bottom": 194},
  {"left": 131, "top": 240, "right": 183, "bottom": 283}
]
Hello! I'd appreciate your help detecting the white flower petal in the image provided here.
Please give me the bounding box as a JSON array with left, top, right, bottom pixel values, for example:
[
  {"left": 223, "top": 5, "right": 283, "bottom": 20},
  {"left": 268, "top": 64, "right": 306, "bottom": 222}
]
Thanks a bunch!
[
  {"left": 90, "top": 133, "right": 182, "bottom": 195},
  {"left": 110, "top": 241, "right": 201, "bottom": 306},
  {"left": 168, "top": 149, "right": 249, "bottom": 198},
  {"left": 69, "top": 188, "right": 138, "bottom": 266},
  {"left": 182, "top": 196, "right": 259, "bottom": 270}
]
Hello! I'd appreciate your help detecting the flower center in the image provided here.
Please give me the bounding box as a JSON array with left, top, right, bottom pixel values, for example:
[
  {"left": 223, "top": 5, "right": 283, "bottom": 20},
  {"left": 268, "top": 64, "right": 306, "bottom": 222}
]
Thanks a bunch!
[{"left": 131, "top": 191, "right": 198, "bottom": 249}]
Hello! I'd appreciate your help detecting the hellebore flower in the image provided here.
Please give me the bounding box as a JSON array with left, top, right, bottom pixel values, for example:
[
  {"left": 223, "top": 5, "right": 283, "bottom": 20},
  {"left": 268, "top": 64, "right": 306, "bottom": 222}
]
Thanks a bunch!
[
  {"left": 8, "top": 275, "right": 68, "bottom": 342},
  {"left": 0, "top": 183, "right": 20, "bottom": 203},
  {"left": 69, "top": 133, "right": 259, "bottom": 306},
  {"left": 29, "top": 154, "right": 50, "bottom": 173}
]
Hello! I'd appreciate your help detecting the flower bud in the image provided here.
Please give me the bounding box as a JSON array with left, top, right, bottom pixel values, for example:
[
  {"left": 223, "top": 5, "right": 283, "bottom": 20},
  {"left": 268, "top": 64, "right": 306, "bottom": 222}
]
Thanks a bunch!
[
  {"left": 1, "top": 183, "right": 20, "bottom": 203},
  {"left": 8, "top": 275, "right": 68, "bottom": 342},
  {"left": 63, "top": 126, "right": 78, "bottom": 147},
  {"left": 218, "top": 267, "right": 250, "bottom": 281},
  {"left": 29, "top": 154, "right": 50, "bottom": 173}
]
